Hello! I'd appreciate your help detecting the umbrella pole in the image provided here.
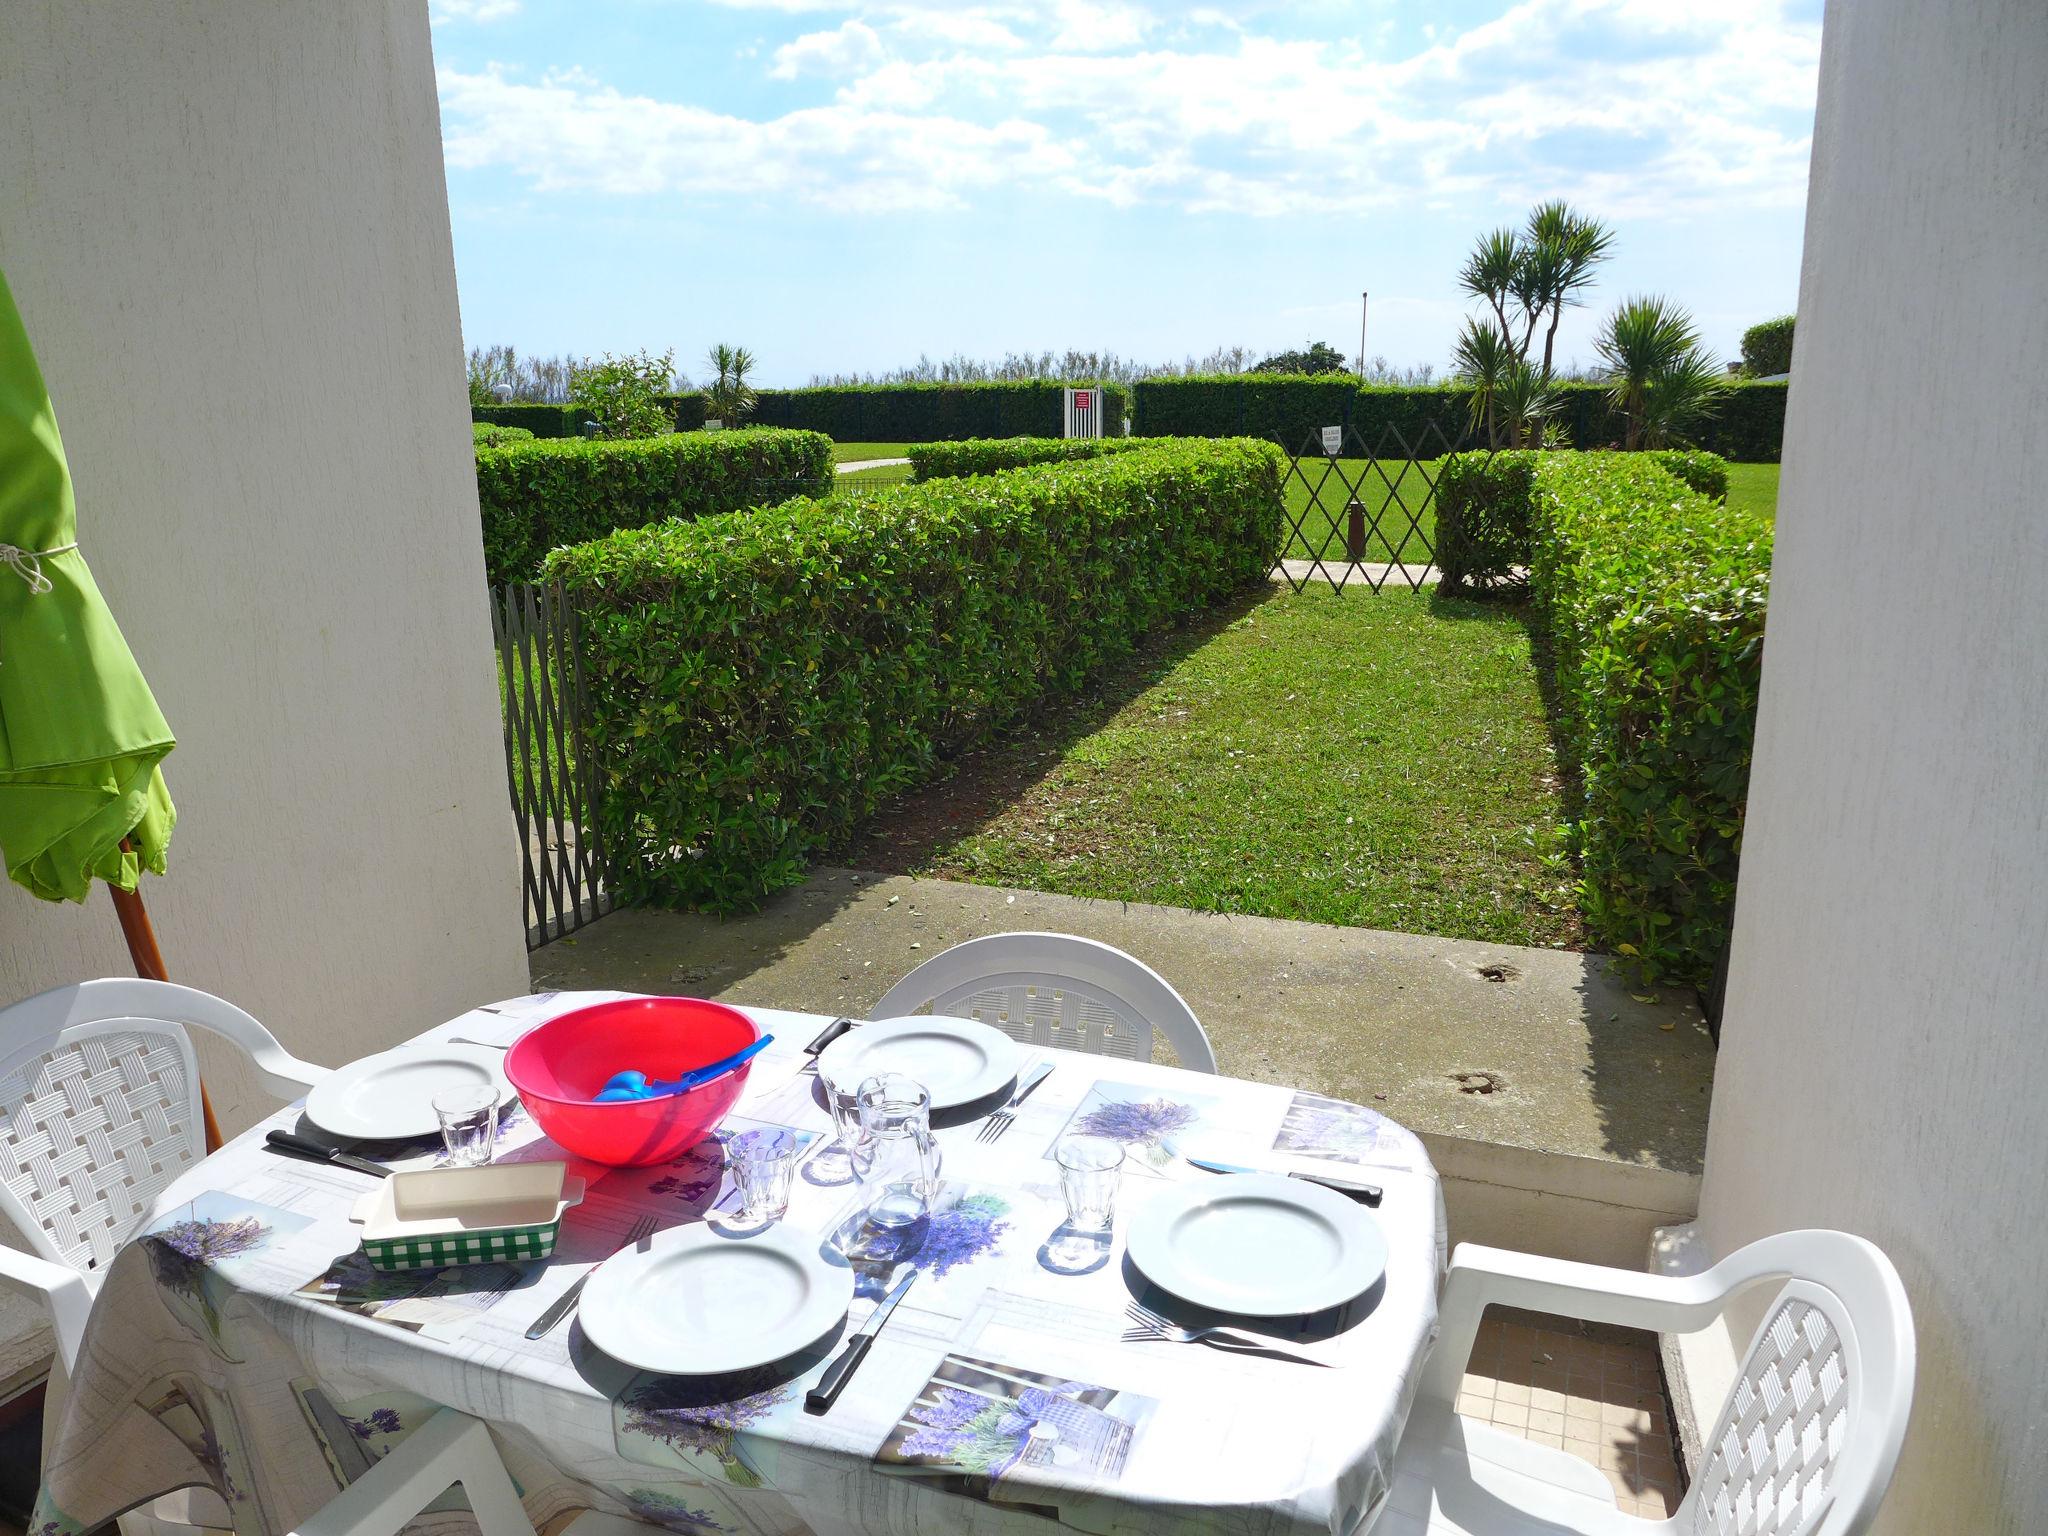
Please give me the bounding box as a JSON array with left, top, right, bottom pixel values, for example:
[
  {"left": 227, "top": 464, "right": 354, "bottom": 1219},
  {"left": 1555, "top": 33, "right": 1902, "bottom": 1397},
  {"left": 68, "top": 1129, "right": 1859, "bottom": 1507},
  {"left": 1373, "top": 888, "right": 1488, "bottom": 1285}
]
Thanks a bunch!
[{"left": 107, "top": 871, "right": 225, "bottom": 1153}]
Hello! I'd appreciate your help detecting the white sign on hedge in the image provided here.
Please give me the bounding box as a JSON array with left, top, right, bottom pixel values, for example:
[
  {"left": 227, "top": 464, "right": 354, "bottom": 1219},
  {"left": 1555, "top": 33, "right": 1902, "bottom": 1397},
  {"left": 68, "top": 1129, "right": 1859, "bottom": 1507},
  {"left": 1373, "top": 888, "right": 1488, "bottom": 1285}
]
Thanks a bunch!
[{"left": 1321, "top": 425, "right": 1343, "bottom": 456}]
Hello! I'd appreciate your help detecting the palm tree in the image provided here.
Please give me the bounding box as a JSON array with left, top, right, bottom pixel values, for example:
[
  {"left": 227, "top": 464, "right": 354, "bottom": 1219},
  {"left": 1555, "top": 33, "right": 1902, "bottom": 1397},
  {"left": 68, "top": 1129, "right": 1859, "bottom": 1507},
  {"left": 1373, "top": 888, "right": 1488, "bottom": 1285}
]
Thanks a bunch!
[
  {"left": 1494, "top": 361, "right": 1559, "bottom": 449},
  {"left": 1453, "top": 318, "right": 1518, "bottom": 448},
  {"left": 1457, "top": 229, "right": 1523, "bottom": 351},
  {"left": 1595, "top": 296, "right": 1725, "bottom": 449},
  {"left": 1524, "top": 201, "right": 1616, "bottom": 378},
  {"left": 705, "top": 343, "right": 757, "bottom": 430}
]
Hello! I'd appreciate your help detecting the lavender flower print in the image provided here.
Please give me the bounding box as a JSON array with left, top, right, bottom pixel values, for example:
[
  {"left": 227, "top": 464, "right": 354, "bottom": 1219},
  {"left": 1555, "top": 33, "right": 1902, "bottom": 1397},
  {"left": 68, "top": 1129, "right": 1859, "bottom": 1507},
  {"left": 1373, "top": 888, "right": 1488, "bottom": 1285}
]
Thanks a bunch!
[
  {"left": 345, "top": 1407, "right": 404, "bottom": 1442},
  {"left": 913, "top": 1193, "right": 1012, "bottom": 1279},
  {"left": 622, "top": 1489, "right": 733, "bottom": 1533},
  {"left": 1072, "top": 1097, "right": 1197, "bottom": 1147},
  {"left": 619, "top": 1370, "right": 791, "bottom": 1487},
  {"left": 1273, "top": 1091, "right": 1411, "bottom": 1168},
  {"left": 146, "top": 1212, "right": 273, "bottom": 1352}
]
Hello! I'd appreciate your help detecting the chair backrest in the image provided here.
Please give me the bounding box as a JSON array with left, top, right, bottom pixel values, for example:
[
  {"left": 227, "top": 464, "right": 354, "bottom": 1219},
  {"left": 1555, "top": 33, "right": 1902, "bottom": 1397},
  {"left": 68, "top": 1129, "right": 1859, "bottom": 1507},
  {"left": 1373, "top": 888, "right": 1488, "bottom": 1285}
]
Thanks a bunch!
[
  {"left": 1684, "top": 1232, "right": 1915, "bottom": 1536},
  {"left": 872, "top": 932, "right": 1217, "bottom": 1073},
  {"left": 0, "top": 980, "right": 214, "bottom": 1271}
]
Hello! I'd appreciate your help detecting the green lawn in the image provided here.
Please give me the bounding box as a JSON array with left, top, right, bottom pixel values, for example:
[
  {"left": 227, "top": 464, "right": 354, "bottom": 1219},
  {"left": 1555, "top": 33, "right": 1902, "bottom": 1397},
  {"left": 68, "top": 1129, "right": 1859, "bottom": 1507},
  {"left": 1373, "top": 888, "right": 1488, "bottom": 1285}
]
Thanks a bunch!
[
  {"left": 1280, "top": 456, "right": 1443, "bottom": 564},
  {"left": 1723, "top": 461, "right": 1780, "bottom": 521},
  {"left": 836, "top": 460, "right": 915, "bottom": 488},
  {"left": 828, "top": 441, "right": 913, "bottom": 464},
  {"left": 849, "top": 586, "right": 1579, "bottom": 949}
]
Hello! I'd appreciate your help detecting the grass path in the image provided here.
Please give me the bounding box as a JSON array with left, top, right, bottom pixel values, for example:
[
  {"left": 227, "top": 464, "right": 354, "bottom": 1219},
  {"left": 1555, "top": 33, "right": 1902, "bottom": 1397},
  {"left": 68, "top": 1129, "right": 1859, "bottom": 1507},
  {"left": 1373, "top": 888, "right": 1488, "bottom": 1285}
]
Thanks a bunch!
[
  {"left": 1723, "top": 461, "right": 1780, "bottom": 521},
  {"left": 848, "top": 586, "right": 1580, "bottom": 950},
  {"left": 828, "top": 441, "right": 913, "bottom": 464}
]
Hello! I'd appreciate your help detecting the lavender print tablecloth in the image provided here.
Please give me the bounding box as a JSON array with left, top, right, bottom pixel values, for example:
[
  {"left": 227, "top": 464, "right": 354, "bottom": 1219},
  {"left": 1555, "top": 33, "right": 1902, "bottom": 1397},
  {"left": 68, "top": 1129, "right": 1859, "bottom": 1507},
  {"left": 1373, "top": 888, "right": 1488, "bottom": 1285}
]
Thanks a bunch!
[{"left": 37, "top": 992, "right": 1446, "bottom": 1536}]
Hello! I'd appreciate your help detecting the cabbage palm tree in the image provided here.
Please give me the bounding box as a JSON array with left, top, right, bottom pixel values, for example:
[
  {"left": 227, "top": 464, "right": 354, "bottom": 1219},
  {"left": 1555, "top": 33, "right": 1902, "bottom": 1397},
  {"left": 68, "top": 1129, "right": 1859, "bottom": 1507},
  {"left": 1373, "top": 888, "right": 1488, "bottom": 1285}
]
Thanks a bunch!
[
  {"left": 1494, "top": 361, "right": 1559, "bottom": 449},
  {"left": 1524, "top": 201, "right": 1616, "bottom": 378},
  {"left": 1453, "top": 318, "right": 1518, "bottom": 447},
  {"left": 705, "top": 343, "right": 757, "bottom": 430},
  {"left": 1595, "top": 296, "right": 1725, "bottom": 449}
]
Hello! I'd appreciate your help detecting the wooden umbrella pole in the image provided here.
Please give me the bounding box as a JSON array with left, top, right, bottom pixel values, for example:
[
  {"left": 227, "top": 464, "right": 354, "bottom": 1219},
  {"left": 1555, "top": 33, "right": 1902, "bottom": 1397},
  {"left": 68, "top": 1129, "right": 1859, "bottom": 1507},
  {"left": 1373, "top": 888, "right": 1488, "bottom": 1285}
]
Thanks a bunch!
[{"left": 107, "top": 864, "right": 224, "bottom": 1153}]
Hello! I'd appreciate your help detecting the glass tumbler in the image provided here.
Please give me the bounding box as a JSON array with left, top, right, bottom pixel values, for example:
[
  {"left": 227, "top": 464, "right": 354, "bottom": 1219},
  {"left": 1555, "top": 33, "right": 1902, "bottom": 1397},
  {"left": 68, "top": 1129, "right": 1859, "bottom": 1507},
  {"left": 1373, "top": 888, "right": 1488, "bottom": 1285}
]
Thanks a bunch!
[
  {"left": 727, "top": 1129, "right": 798, "bottom": 1223},
  {"left": 1055, "top": 1134, "right": 1124, "bottom": 1231},
  {"left": 433, "top": 1083, "right": 500, "bottom": 1167},
  {"left": 850, "top": 1073, "right": 943, "bottom": 1228}
]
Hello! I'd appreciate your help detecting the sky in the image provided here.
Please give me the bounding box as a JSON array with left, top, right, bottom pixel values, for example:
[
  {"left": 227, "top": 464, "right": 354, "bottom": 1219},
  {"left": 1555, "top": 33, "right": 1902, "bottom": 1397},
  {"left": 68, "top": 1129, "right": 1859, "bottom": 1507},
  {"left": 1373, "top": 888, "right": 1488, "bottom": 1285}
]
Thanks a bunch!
[{"left": 432, "top": 0, "right": 1824, "bottom": 387}]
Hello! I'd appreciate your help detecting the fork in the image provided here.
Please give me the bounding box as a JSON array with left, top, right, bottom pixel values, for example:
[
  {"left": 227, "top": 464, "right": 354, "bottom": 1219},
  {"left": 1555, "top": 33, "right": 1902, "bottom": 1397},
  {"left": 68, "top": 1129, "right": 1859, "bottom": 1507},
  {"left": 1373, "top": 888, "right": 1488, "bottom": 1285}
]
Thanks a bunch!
[
  {"left": 524, "top": 1215, "right": 655, "bottom": 1340},
  {"left": 977, "top": 1061, "right": 1055, "bottom": 1142},
  {"left": 1120, "top": 1301, "right": 1332, "bottom": 1367}
]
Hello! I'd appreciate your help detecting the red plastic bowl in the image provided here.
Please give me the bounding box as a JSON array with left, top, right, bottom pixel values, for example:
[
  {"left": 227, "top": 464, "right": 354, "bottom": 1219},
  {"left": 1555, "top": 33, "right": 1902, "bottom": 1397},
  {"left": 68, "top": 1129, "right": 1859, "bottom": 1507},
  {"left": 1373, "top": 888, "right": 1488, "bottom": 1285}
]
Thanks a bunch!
[{"left": 505, "top": 997, "right": 761, "bottom": 1167}]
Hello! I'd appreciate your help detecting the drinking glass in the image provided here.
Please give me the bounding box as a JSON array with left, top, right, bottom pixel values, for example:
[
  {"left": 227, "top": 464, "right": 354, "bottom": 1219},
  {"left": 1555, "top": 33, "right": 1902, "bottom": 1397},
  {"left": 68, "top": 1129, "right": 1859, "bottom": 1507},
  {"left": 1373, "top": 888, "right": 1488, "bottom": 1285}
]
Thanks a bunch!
[
  {"left": 726, "top": 1129, "right": 797, "bottom": 1223},
  {"left": 433, "top": 1083, "right": 499, "bottom": 1167},
  {"left": 850, "top": 1073, "right": 943, "bottom": 1228},
  {"left": 804, "top": 1068, "right": 863, "bottom": 1185},
  {"left": 1055, "top": 1134, "right": 1123, "bottom": 1231}
]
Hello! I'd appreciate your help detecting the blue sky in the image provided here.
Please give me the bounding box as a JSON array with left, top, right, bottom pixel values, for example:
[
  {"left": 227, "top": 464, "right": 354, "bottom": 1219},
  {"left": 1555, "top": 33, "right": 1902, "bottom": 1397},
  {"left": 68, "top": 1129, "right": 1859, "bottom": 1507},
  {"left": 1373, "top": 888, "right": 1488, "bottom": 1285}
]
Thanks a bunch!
[{"left": 433, "top": 0, "right": 1824, "bottom": 387}]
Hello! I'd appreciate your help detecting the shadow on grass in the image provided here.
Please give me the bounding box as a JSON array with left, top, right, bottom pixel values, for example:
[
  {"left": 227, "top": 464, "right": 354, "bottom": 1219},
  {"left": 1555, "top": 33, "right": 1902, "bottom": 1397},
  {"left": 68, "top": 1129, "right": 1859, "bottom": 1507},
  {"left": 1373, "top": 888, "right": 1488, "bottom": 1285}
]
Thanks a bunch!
[{"left": 839, "top": 585, "right": 1270, "bottom": 874}]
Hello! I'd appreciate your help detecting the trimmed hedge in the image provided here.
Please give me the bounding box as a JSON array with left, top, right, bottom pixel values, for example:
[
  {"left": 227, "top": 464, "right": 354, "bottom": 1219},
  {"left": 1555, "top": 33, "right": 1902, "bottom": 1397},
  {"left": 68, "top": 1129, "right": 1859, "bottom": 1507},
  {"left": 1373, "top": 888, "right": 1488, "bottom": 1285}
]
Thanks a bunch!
[
  {"left": 907, "top": 436, "right": 1153, "bottom": 481},
  {"left": 1128, "top": 376, "right": 1788, "bottom": 461},
  {"left": 543, "top": 439, "right": 1285, "bottom": 910},
  {"left": 476, "top": 428, "right": 832, "bottom": 584},
  {"left": 473, "top": 403, "right": 584, "bottom": 439},
  {"left": 1526, "top": 454, "right": 1771, "bottom": 988},
  {"left": 1740, "top": 315, "right": 1795, "bottom": 376},
  {"left": 746, "top": 381, "right": 1131, "bottom": 442},
  {"left": 1438, "top": 449, "right": 1730, "bottom": 590},
  {"left": 473, "top": 422, "right": 536, "bottom": 448}
]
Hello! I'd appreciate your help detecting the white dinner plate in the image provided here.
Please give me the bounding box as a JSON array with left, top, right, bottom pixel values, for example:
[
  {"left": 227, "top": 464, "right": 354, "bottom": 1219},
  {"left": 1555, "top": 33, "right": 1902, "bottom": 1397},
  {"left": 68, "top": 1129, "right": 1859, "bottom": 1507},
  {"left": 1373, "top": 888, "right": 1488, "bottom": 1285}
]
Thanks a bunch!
[
  {"left": 815, "top": 1015, "right": 1021, "bottom": 1109},
  {"left": 1126, "top": 1173, "right": 1388, "bottom": 1316},
  {"left": 304, "top": 1043, "right": 514, "bottom": 1142},
  {"left": 578, "top": 1222, "right": 855, "bottom": 1374}
]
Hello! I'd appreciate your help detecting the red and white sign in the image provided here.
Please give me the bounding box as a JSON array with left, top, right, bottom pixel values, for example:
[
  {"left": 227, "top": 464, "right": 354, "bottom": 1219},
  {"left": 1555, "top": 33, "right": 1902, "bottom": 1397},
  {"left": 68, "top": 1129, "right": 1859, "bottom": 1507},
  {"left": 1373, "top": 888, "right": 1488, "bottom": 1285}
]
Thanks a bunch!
[{"left": 1074, "top": 390, "right": 1092, "bottom": 409}]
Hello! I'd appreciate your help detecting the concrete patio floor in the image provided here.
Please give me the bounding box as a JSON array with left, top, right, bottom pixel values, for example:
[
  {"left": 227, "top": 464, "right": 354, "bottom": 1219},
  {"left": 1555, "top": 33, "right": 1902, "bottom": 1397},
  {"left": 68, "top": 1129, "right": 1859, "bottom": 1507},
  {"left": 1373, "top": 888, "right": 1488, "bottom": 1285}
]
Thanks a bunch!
[{"left": 533, "top": 867, "right": 1713, "bottom": 1266}]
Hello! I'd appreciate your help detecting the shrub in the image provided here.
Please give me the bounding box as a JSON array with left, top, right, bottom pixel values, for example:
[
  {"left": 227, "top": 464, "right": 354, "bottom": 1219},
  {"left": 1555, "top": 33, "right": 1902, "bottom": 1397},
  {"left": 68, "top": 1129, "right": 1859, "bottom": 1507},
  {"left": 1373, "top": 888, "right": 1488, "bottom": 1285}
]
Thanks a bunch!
[
  {"left": 473, "top": 422, "right": 536, "bottom": 448},
  {"left": 544, "top": 439, "right": 1285, "bottom": 910},
  {"left": 1527, "top": 453, "right": 1771, "bottom": 988},
  {"left": 744, "top": 381, "right": 1131, "bottom": 442},
  {"left": 1739, "top": 315, "right": 1795, "bottom": 377},
  {"left": 1437, "top": 448, "right": 1731, "bottom": 592},
  {"left": 476, "top": 428, "right": 832, "bottom": 584},
  {"left": 907, "top": 436, "right": 1154, "bottom": 481},
  {"left": 570, "top": 350, "right": 677, "bottom": 439}
]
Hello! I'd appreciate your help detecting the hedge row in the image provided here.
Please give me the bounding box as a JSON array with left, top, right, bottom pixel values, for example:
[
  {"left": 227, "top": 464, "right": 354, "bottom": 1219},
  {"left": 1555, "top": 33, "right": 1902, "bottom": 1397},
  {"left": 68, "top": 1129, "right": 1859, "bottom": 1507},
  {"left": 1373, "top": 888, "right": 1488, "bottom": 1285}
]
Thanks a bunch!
[
  {"left": 476, "top": 428, "right": 832, "bottom": 584},
  {"left": 543, "top": 439, "right": 1285, "bottom": 910},
  {"left": 907, "top": 436, "right": 1153, "bottom": 481},
  {"left": 1127, "top": 376, "right": 1788, "bottom": 461},
  {"left": 1436, "top": 448, "right": 1729, "bottom": 589},
  {"left": 1526, "top": 454, "right": 1771, "bottom": 988},
  {"left": 474, "top": 381, "right": 1135, "bottom": 443},
  {"left": 473, "top": 421, "right": 536, "bottom": 448}
]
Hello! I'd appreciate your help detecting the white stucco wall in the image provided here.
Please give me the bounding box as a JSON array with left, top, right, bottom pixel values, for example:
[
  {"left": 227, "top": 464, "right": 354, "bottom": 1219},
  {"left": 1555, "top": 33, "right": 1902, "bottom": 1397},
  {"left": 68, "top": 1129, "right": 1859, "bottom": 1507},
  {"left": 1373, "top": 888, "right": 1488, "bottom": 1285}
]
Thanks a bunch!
[
  {"left": 0, "top": 2, "right": 527, "bottom": 1130},
  {"left": 1696, "top": 2, "right": 2047, "bottom": 1532}
]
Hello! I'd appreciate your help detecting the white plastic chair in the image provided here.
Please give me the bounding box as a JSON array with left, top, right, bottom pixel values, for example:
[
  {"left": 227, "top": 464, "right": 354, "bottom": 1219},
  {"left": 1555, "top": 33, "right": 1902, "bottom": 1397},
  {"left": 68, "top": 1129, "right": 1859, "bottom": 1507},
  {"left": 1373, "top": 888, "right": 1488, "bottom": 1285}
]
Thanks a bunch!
[
  {"left": 292, "top": 1408, "right": 531, "bottom": 1536},
  {"left": 872, "top": 931, "right": 1217, "bottom": 1073},
  {"left": 0, "top": 977, "right": 330, "bottom": 1374},
  {"left": 1376, "top": 1230, "right": 1915, "bottom": 1536},
  {"left": 294, "top": 1408, "right": 655, "bottom": 1536}
]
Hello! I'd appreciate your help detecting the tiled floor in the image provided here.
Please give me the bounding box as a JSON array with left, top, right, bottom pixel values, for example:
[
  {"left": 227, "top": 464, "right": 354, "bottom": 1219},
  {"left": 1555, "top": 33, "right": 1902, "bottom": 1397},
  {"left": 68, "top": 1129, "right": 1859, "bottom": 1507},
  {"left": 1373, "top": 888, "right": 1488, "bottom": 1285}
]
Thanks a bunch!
[{"left": 1458, "top": 1306, "right": 1684, "bottom": 1520}]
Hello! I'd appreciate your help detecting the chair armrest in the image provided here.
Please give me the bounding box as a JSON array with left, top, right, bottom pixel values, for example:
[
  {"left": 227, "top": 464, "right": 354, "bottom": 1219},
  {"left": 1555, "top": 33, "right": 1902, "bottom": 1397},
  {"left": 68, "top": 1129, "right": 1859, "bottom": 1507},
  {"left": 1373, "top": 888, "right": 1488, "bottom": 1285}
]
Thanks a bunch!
[
  {"left": 0, "top": 1243, "right": 92, "bottom": 1375},
  {"left": 1418, "top": 1241, "right": 1784, "bottom": 1406},
  {"left": 233, "top": 1041, "right": 332, "bottom": 1098},
  {"left": 293, "top": 1408, "right": 533, "bottom": 1536}
]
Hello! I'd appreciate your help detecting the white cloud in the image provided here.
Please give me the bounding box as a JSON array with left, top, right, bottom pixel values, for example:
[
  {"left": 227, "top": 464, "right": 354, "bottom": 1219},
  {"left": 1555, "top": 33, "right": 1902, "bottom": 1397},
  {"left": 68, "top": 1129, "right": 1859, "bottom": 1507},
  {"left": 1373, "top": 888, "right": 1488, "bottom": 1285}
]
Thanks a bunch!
[
  {"left": 430, "top": 0, "right": 519, "bottom": 23},
  {"left": 438, "top": 0, "right": 1820, "bottom": 219},
  {"left": 770, "top": 19, "right": 886, "bottom": 79}
]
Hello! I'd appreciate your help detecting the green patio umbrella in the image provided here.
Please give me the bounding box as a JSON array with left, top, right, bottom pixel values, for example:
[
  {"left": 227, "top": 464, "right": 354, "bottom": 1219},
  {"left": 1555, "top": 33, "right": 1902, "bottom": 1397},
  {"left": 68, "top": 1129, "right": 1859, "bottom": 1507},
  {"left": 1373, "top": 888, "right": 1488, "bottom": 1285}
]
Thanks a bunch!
[{"left": 0, "top": 269, "right": 176, "bottom": 905}]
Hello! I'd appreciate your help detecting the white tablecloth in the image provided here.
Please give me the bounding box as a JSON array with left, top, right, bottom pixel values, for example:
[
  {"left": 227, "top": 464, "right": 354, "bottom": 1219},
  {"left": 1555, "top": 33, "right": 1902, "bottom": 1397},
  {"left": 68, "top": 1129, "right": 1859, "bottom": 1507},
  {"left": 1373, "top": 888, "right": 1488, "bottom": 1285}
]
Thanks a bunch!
[{"left": 39, "top": 991, "right": 1445, "bottom": 1536}]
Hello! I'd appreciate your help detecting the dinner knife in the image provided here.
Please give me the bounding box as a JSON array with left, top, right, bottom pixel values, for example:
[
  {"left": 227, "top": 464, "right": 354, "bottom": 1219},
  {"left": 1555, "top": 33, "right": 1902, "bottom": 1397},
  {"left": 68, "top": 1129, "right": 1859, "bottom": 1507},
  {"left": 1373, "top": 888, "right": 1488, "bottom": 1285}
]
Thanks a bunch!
[
  {"left": 1183, "top": 1154, "right": 1381, "bottom": 1207},
  {"left": 804, "top": 1016, "right": 857, "bottom": 1059},
  {"left": 264, "top": 1129, "right": 392, "bottom": 1179},
  {"left": 805, "top": 1270, "right": 918, "bottom": 1414}
]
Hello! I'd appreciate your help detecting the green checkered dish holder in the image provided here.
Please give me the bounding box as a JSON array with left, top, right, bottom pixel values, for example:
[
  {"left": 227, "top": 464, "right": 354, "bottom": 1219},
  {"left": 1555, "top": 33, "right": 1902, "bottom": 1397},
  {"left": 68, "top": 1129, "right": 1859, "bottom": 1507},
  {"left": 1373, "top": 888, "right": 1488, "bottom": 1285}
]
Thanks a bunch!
[
  {"left": 363, "top": 1221, "right": 561, "bottom": 1272},
  {"left": 349, "top": 1162, "right": 585, "bottom": 1273}
]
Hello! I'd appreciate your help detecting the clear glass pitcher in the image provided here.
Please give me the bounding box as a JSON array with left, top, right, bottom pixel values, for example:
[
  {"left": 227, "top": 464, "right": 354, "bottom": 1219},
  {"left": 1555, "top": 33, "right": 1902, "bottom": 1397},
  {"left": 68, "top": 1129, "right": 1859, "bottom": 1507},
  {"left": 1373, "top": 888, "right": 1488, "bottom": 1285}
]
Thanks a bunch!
[{"left": 850, "top": 1072, "right": 943, "bottom": 1228}]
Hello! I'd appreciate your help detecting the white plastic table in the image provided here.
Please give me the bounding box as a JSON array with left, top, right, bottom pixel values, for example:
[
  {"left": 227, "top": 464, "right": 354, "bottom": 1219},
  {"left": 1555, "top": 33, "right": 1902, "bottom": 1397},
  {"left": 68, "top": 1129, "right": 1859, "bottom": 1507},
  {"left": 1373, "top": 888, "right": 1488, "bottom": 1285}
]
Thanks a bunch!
[{"left": 38, "top": 991, "right": 1445, "bottom": 1536}]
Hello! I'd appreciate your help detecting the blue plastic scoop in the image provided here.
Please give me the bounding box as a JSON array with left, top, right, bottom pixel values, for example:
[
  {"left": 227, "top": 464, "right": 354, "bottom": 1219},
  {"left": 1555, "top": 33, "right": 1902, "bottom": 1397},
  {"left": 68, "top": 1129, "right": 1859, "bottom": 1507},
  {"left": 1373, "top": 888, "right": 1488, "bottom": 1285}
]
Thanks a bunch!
[{"left": 592, "top": 1035, "right": 775, "bottom": 1102}]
